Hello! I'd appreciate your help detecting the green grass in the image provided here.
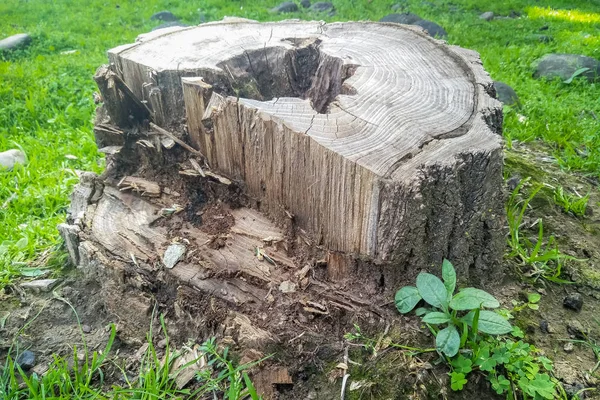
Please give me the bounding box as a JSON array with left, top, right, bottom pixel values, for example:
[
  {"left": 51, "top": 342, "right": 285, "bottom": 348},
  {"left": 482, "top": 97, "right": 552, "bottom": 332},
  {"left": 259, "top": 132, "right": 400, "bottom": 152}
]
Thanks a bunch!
[{"left": 0, "top": 0, "right": 599, "bottom": 289}]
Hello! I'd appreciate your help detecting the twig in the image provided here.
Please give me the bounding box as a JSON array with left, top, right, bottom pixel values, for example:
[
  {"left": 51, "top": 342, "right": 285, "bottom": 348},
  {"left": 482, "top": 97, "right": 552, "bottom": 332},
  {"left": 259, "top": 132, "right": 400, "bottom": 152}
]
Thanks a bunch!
[{"left": 150, "top": 122, "right": 206, "bottom": 159}]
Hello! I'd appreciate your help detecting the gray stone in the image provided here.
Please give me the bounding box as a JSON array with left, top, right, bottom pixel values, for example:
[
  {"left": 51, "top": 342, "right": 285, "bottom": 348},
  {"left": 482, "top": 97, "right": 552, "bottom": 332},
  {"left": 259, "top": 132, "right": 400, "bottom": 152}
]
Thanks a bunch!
[
  {"left": 493, "top": 81, "right": 520, "bottom": 106},
  {"left": 279, "top": 280, "right": 297, "bottom": 293},
  {"left": 563, "top": 292, "right": 583, "bottom": 312},
  {"left": 480, "top": 11, "right": 494, "bottom": 21},
  {"left": 82, "top": 324, "right": 92, "bottom": 334},
  {"left": 0, "top": 149, "right": 26, "bottom": 170},
  {"left": 413, "top": 19, "right": 447, "bottom": 39},
  {"left": 566, "top": 319, "right": 587, "bottom": 339},
  {"left": 150, "top": 11, "right": 178, "bottom": 22},
  {"left": 563, "top": 342, "right": 574, "bottom": 353},
  {"left": 310, "top": 2, "right": 334, "bottom": 13},
  {"left": 151, "top": 21, "right": 189, "bottom": 32},
  {"left": 16, "top": 350, "right": 36, "bottom": 371},
  {"left": 533, "top": 53, "right": 600, "bottom": 82},
  {"left": 270, "top": 1, "right": 298, "bottom": 13},
  {"left": 0, "top": 33, "right": 32, "bottom": 51},
  {"left": 163, "top": 243, "right": 186, "bottom": 269},
  {"left": 527, "top": 34, "right": 553, "bottom": 43},
  {"left": 300, "top": 0, "right": 311, "bottom": 8},
  {"left": 379, "top": 12, "right": 422, "bottom": 25},
  {"left": 20, "top": 279, "right": 58, "bottom": 292}
]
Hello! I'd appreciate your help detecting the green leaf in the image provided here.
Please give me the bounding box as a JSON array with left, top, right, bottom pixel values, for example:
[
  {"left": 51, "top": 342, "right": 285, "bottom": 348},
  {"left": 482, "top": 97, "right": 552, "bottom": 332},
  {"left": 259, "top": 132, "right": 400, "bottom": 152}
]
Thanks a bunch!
[
  {"left": 442, "top": 259, "right": 456, "bottom": 298},
  {"left": 518, "top": 374, "right": 556, "bottom": 399},
  {"left": 491, "top": 374, "right": 511, "bottom": 394},
  {"left": 436, "top": 325, "right": 460, "bottom": 357},
  {"left": 450, "top": 288, "right": 500, "bottom": 310},
  {"left": 416, "top": 273, "right": 448, "bottom": 309},
  {"left": 450, "top": 355, "right": 472, "bottom": 374},
  {"left": 527, "top": 293, "right": 541, "bottom": 304},
  {"left": 463, "top": 310, "right": 512, "bottom": 335},
  {"left": 511, "top": 326, "right": 525, "bottom": 338},
  {"left": 395, "top": 286, "right": 422, "bottom": 314},
  {"left": 19, "top": 268, "right": 48, "bottom": 277},
  {"left": 422, "top": 311, "right": 451, "bottom": 325},
  {"left": 450, "top": 372, "right": 467, "bottom": 391},
  {"left": 563, "top": 67, "right": 590, "bottom": 84},
  {"left": 415, "top": 307, "right": 429, "bottom": 316}
]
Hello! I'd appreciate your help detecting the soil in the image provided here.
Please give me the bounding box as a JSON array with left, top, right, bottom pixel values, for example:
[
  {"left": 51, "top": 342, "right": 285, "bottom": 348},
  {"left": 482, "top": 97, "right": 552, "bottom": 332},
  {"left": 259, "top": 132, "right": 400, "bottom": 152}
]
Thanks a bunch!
[{"left": 1, "top": 140, "right": 600, "bottom": 399}]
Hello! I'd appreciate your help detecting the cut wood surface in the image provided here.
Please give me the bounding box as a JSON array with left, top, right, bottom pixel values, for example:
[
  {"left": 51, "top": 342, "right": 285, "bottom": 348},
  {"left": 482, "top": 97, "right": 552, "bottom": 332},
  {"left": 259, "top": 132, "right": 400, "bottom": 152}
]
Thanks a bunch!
[{"left": 100, "top": 19, "right": 504, "bottom": 280}]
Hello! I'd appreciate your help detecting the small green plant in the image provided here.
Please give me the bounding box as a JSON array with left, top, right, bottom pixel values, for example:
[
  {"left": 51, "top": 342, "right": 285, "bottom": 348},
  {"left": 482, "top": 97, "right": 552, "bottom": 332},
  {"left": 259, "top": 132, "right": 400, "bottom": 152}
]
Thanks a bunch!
[
  {"left": 512, "top": 292, "right": 542, "bottom": 312},
  {"left": 395, "top": 259, "right": 512, "bottom": 357},
  {"left": 553, "top": 186, "right": 589, "bottom": 218},
  {"left": 396, "top": 260, "right": 560, "bottom": 399},
  {"left": 506, "top": 178, "right": 576, "bottom": 284}
]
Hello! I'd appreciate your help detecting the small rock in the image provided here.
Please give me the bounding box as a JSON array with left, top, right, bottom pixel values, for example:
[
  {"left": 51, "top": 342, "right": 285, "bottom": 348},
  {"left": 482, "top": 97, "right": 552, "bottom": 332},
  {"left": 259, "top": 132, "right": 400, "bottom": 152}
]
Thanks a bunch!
[
  {"left": 379, "top": 12, "right": 422, "bottom": 25},
  {"left": 563, "top": 342, "right": 574, "bottom": 353},
  {"left": 151, "top": 21, "right": 189, "bottom": 32},
  {"left": 163, "top": 243, "right": 186, "bottom": 269},
  {"left": 413, "top": 19, "right": 447, "bottom": 39},
  {"left": 300, "top": 0, "right": 311, "bottom": 8},
  {"left": 82, "top": 324, "right": 92, "bottom": 334},
  {"left": 539, "top": 319, "right": 549, "bottom": 334},
  {"left": 0, "top": 33, "right": 32, "bottom": 51},
  {"left": 533, "top": 53, "right": 600, "bottom": 83},
  {"left": 150, "top": 11, "right": 178, "bottom": 22},
  {"left": 20, "top": 279, "right": 58, "bottom": 293},
  {"left": 567, "top": 320, "right": 587, "bottom": 339},
  {"left": 527, "top": 34, "right": 554, "bottom": 43},
  {"left": 563, "top": 292, "right": 583, "bottom": 312},
  {"left": 506, "top": 175, "right": 521, "bottom": 192},
  {"left": 310, "top": 2, "right": 335, "bottom": 14},
  {"left": 564, "top": 383, "right": 588, "bottom": 399},
  {"left": 0, "top": 149, "right": 27, "bottom": 170},
  {"left": 157, "top": 338, "right": 168, "bottom": 349},
  {"left": 480, "top": 12, "right": 494, "bottom": 21},
  {"left": 270, "top": 2, "right": 298, "bottom": 14},
  {"left": 16, "top": 350, "right": 36, "bottom": 371},
  {"left": 493, "top": 81, "right": 520, "bottom": 106},
  {"left": 279, "top": 280, "right": 297, "bottom": 293}
]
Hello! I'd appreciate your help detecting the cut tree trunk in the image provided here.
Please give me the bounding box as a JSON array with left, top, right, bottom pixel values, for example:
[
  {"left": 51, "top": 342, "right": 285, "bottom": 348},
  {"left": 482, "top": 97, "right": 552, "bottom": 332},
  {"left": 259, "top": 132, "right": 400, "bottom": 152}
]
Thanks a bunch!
[{"left": 61, "top": 18, "right": 504, "bottom": 397}]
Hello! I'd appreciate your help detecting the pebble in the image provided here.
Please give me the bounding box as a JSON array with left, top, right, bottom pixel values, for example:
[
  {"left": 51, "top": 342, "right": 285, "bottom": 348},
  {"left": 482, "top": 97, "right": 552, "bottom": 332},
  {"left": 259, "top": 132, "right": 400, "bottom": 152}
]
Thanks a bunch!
[
  {"left": 563, "top": 342, "right": 574, "bottom": 353},
  {"left": 150, "top": 11, "right": 178, "bottom": 22},
  {"left": 563, "top": 292, "right": 583, "bottom": 312},
  {"left": 310, "top": 2, "right": 335, "bottom": 13},
  {"left": 380, "top": 13, "right": 422, "bottom": 25},
  {"left": 480, "top": 11, "right": 494, "bottom": 21},
  {"left": 493, "top": 81, "right": 520, "bottom": 106},
  {"left": 16, "top": 350, "right": 36, "bottom": 371},
  {"left": 270, "top": 1, "right": 298, "bottom": 13},
  {"left": 279, "top": 280, "right": 297, "bottom": 293},
  {"left": 0, "top": 33, "right": 32, "bottom": 51},
  {"left": 413, "top": 19, "right": 447, "bottom": 39},
  {"left": 0, "top": 149, "right": 27, "bottom": 170},
  {"left": 82, "top": 324, "right": 92, "bottom": 334},
  {"left": 567, "top": 320, "right": 587, "bottom": 339},
  {"left": 163, "top": 243, "right": 186, "bottom": 269}
]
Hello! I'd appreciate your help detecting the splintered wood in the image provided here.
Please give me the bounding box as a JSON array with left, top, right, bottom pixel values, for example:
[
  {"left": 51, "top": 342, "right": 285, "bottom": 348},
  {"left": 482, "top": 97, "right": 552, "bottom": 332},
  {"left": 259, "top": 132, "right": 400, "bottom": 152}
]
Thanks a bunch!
[{"left": 101, "top": 19, "right": 505, "bottom": 280}]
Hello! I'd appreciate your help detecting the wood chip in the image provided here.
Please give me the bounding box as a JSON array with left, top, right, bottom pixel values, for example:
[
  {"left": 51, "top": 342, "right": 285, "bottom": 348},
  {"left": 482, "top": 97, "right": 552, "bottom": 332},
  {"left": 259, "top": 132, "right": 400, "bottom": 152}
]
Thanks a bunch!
[{"left": 117, "top": 176, "right": 161, "bottom": 197}]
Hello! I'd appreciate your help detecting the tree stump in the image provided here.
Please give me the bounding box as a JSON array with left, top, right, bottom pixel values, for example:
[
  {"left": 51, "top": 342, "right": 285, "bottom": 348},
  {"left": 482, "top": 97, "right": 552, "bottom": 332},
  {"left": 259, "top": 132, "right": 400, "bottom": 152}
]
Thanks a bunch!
[{"left": 60, "top": 18, "right": 504, "bottom": 379}]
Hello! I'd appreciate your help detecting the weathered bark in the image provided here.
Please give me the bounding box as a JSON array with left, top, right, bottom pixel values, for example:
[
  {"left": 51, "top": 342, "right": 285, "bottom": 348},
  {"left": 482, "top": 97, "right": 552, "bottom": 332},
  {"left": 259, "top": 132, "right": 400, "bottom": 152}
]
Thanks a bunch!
[{"left": 61, "top": 18, "right": 504, "bottom": 397}]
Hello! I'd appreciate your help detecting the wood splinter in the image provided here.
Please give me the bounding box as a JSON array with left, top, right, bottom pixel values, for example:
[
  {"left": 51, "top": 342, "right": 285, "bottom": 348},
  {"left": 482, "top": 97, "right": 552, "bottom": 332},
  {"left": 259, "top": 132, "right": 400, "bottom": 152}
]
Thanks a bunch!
[
  {"left": 117, "top": 176, "right": 161, "bottom": 197},
  {"left": 149, "top": 122, "right": 206, "bottom": 159}
]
